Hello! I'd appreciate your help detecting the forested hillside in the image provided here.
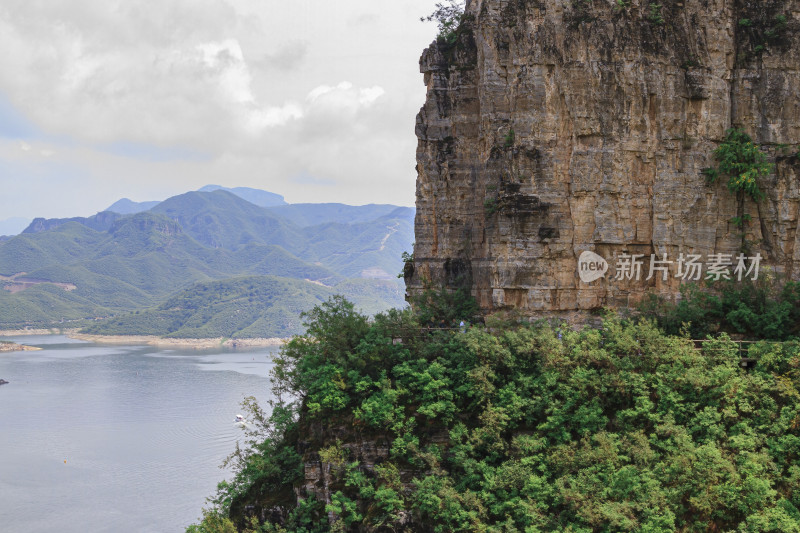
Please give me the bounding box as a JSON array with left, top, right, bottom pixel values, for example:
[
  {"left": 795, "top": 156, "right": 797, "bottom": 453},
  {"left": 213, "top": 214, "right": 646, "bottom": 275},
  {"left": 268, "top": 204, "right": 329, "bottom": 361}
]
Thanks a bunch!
[
  {"left": 81, "top": 276, "right": 403, "bottom": 339},
  {"left": 189, "top": 294, "right": 800, "bottom": 532},
  {"left": 0, "top": 189, "right": 413, "bottom": 334}
]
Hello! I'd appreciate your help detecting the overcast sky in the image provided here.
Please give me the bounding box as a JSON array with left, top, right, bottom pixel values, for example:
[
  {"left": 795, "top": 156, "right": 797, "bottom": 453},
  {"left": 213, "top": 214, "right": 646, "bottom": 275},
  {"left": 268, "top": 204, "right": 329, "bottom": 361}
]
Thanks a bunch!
[{"left": 0, "top": 0, "right": 442, "bottom": 221}]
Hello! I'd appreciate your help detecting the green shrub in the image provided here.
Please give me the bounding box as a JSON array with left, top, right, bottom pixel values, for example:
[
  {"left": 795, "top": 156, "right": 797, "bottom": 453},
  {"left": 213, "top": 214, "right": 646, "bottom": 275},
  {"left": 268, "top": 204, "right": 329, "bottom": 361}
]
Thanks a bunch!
[
  {"left": 639, "top": 275, "right": 800, "bottom": 340},
  {"left": 398, "top": 250, "right": 414, "bottom": 279},
  {"left": 647, "top": 3, "right": 664, "bottom": 25},
  {"left": 702, "top": 128, "right": 773, "bottom": 251},
  {"left": 503, "top": 128, "right": 515, "bottom": 148},
  {"left": 731, "top": 213, "right": 752, "bottom": 228},
  {"left": 703, "top": 128, "right": 772, "bottom": 202},
  {"left": 421, "top": 1, "right": 466, "bottom": 44},
  {"left": 410, "top": 285, "right": 478, "bottom": 328},
  {"left": 185, "top": 509, "right": 237, "bottom": 533}
]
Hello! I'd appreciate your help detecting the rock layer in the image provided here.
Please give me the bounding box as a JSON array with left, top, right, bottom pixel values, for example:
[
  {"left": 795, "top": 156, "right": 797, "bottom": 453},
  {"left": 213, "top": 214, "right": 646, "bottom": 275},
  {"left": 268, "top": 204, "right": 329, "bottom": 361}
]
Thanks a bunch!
[{"left": 407, "top": 0, "right": 800, "bottom": 314}]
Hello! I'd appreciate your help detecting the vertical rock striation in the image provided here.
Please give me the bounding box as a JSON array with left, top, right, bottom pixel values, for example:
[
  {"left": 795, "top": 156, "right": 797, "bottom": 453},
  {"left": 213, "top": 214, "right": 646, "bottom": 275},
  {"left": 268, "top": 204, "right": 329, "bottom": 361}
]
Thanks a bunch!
[{"left": 407, "top": 0, "right": 800, "bottom": 314}]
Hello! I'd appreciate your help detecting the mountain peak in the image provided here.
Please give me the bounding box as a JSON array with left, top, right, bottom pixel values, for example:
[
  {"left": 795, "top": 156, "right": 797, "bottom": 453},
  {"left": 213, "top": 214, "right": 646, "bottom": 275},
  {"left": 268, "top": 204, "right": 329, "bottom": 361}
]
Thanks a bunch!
[
  {"left": 105, "top": 198, "right": 161, "bottom": 215},
  {"left": 197, "top": 185, "right": 287, "bottom": 207}
]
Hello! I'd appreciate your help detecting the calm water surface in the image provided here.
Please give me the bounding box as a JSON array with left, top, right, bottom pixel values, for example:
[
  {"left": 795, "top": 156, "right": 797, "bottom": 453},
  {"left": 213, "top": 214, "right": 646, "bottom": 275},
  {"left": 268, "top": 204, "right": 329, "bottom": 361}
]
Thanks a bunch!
[{"left": 0, "top": 335, "right": 278, "bottom": 532}]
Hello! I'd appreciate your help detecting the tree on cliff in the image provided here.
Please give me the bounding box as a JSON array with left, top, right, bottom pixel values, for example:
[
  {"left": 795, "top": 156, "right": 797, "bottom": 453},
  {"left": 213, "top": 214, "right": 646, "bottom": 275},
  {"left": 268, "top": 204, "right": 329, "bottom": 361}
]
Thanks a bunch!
[{"left": 421, "top": 1, "right": 465, "bottom": 44}]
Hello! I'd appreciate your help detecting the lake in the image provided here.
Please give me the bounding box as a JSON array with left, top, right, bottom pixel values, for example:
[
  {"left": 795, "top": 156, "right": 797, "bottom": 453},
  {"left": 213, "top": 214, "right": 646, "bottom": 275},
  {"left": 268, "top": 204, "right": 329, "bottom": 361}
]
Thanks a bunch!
[{"left": 0, "top": 335, "right": 278, "bottom": 532}]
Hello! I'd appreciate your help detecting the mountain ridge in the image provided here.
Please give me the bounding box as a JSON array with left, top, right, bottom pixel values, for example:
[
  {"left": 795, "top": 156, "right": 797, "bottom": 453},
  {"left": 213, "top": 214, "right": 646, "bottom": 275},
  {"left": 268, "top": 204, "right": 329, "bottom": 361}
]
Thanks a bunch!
[
  {"left": 197, "top": 184, "right": 287, "bottom": 207},
  {"left": 0, "top": 188, "right": 413, "bottom": 332}
]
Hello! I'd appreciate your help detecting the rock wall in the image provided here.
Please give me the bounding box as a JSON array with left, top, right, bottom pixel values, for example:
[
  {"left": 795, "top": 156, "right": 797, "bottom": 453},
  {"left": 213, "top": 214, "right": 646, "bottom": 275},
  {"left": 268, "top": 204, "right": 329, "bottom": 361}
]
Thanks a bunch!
[{"left": 407, "top": 0, "right": 800, "bottom": 314}]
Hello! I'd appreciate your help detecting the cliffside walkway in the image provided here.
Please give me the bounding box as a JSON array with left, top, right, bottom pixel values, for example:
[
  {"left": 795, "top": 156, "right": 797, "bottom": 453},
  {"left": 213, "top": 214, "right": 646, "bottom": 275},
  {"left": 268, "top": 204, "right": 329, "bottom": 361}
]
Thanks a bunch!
[{"left": 690, "top": 339, "right": 793, "bottom": 369}]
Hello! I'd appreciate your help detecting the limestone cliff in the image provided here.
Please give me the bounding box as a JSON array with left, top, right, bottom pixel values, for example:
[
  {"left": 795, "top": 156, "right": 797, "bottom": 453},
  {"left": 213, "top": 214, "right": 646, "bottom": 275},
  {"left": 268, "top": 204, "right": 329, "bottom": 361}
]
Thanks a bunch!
[{"left": 406, "top": 0, "right": 800, "bottom": 314}]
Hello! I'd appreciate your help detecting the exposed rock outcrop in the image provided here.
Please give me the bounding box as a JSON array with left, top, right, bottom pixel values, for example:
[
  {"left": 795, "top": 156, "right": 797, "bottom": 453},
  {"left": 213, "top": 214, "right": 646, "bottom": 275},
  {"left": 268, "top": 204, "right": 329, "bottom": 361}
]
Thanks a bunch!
[
  {"left": 407, "top": 0, "right": 800, "bottom": 314},
  {"left": 23, "top": 211, "right": 123, "bottom": 234},
  {"left": 0, "top": 342, "right": 41, "bottom": 353}
]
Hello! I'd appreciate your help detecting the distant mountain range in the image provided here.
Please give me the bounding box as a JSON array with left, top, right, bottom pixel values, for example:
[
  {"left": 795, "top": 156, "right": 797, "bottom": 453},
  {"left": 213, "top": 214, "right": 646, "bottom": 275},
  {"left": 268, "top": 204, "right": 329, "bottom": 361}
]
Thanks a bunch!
[
  {"left": 196, "top": 185, "right": 287, "bottom": 207},
  {"left": 0, "top": 187, "right": 414, "bottom": 337},
  {"left": 104, "top": 199, "right": 161, "bottom": 215},
  {"left": 104, "top": 184, "right": 287, "bottom": 216}
]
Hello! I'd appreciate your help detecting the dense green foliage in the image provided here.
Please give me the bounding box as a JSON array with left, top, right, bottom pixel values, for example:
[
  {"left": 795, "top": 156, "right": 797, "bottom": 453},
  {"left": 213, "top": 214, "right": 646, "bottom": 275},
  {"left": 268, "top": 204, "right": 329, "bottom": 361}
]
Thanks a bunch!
[
  {"left": 0, "top": 191, "right": 412, "bottom": 329},
  {"left": 191, "top": 294, "right": 800, "bottom": 532},
  {"left": 639, "top": 275, "right": 800, "bottom": 340},
  {"left": 702, "top": 128, "right": 773, "bottom": 203},
  {"left": 0, "top": 283, "right": 114, "bottom": 324}
]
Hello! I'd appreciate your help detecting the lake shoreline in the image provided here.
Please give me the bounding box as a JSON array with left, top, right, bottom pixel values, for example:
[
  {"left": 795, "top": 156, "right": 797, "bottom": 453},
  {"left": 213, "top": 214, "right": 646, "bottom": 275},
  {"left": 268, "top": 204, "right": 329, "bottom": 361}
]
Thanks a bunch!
[
  {"left": 0, "top": 328, "right": 80, "bottom": 336},
  {"left": 68, "top": 333, "right": 287, "bottom": 349},
  {"left": 0, "top": 330, "right": 288, "bottom": 349}
]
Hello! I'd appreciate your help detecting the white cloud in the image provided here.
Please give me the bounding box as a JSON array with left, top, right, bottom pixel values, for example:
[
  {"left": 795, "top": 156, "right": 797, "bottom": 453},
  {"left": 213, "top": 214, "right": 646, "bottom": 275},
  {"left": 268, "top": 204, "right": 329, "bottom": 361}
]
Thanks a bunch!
[
  {"left": 246, "top": 102, "right": 304, "bottom": 131},
  {"left": 15, "top": 141, "right": 54, "bottom": 158},
  {"left": 306, "top": 83, "right": 347, "bottom": 102},
  {"left": 0, "top": 0, "right": 441, "bottom": 218},
  {"left": 307, "top": 82, "right": 385, "bottom": 109},
  {"left": 304, "top": 82, "right": 386, "bottom": 128},
  {"left": 358, "top": 86, "right": 386, "bottom": 106},
  {"left": 197, "top": 39, "right": 254, "bottom": 104},
  {"left": 243, "top": 82, "right": 385, "bottom": 134}
]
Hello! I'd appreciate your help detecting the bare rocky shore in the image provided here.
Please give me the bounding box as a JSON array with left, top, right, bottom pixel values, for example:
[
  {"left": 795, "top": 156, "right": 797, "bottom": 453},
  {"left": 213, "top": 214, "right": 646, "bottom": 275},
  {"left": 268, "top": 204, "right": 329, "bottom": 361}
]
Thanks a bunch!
[
  {"left": 67, "top": 333, "right": 287, "bottom": 349},
  {"left": 0, "top": 329, "right": 287, "bottom": 349},
  {"left": 0, "top": 328, "right": 79, "bottom": 336},
  {"left": 0, "top": 342, "right": 42, "bottom": 353}
]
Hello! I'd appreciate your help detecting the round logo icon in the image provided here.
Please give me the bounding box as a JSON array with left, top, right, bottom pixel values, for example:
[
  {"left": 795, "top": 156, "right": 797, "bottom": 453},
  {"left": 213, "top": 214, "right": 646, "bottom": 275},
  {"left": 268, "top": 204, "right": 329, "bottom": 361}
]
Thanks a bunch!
[{"left": 578, "top": 251, "right": 608, "bottom": 283}]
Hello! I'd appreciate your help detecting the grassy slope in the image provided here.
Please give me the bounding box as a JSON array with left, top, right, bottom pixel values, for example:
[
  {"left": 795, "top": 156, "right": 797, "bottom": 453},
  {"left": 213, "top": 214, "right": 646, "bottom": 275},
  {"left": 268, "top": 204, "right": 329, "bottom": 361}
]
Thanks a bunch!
[
  {"left": 0, "top": 222, "right": 106, "bottom": 275},
  {"left": 298, "top": 216, "right": 413, "bottom": 278},
  {"left": 82, "top": 276, "right": 406, "bottom": 338}
]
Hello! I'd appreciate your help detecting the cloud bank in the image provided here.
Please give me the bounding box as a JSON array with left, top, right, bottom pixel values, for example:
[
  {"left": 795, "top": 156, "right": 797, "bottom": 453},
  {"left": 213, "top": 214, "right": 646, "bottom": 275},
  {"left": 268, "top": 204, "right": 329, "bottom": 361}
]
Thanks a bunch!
[{"left": 0, "top": 0, "right": 439, "bottom": 218}]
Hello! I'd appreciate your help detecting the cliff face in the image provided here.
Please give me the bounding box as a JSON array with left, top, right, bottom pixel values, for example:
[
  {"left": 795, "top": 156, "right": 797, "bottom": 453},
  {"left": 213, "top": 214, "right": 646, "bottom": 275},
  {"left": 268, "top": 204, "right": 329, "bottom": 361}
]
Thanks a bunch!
[{"left": 407, "top": 0, "right": 800, "bottom": 314}]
